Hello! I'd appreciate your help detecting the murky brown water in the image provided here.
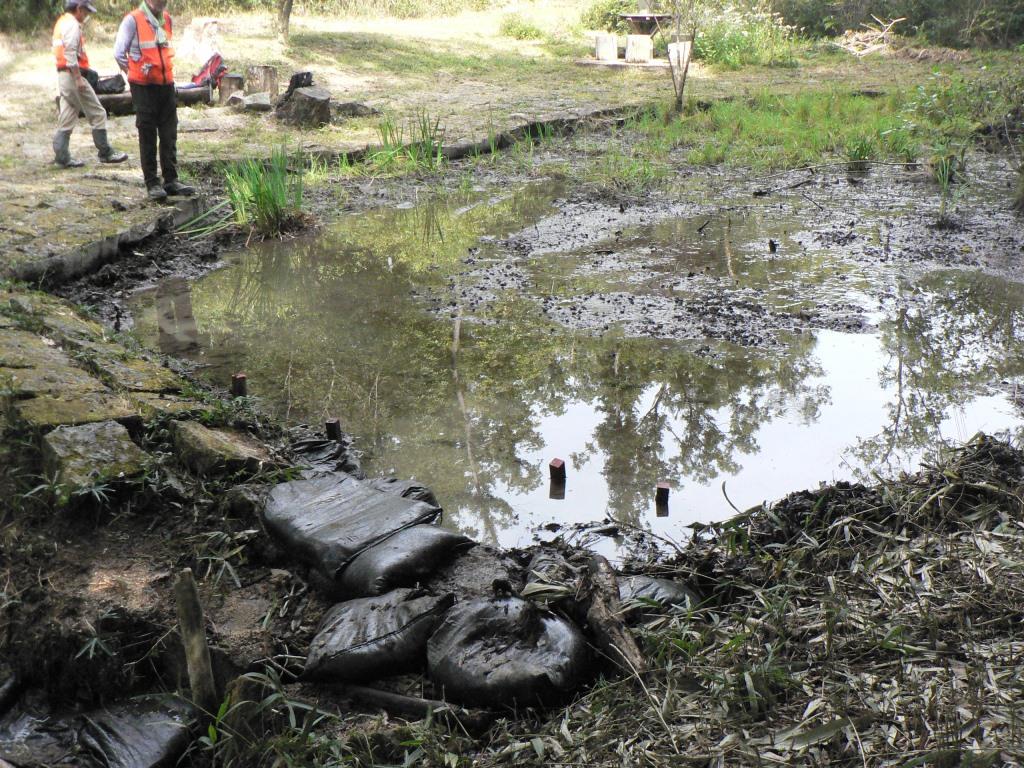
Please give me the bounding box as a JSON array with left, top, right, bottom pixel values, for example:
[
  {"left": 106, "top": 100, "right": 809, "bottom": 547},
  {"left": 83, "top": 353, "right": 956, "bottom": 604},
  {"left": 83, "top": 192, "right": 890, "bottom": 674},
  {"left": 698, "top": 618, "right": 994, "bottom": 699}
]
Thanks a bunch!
[{"left": 131, "top": 180, "right": 1024, "bottom": 547}]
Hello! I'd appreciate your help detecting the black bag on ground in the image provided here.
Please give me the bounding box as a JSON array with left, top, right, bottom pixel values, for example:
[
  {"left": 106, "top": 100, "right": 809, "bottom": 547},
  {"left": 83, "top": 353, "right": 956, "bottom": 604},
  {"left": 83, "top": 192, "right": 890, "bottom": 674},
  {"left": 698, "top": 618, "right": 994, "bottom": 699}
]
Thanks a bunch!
[
  {"left": 261, "top": 472, "right": 440, "bottom": 593},
  {"left": 292, "top": 436, "right": 363, "bottom": 478},
  {"left": 339, "top": 524, "right": 474, "bottom": 597},
  {"left": 0, "top": 696, "right": 193, "bottom": 768},
  {"left": 368, "top": 477, "right": 440, "bottom": 508},
  {"left": 427, "top": 597, "right": 591, "bottom": 708},
  {"left": 303, "top": 589, "right": 454, "bottom": 683},
  {"left": 618, "top": 575, "right": 701, "bottom": 618}
]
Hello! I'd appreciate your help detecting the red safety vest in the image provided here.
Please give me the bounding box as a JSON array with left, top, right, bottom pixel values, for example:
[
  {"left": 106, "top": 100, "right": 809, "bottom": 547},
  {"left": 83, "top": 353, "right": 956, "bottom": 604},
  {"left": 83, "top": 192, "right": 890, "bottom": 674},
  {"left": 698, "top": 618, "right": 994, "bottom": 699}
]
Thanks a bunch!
[
  {"left": 126, "top": 8, "right": 174, "bottom": 85},
  {"left": 52, "top": 13, "right": 89, "bottom": 71}
]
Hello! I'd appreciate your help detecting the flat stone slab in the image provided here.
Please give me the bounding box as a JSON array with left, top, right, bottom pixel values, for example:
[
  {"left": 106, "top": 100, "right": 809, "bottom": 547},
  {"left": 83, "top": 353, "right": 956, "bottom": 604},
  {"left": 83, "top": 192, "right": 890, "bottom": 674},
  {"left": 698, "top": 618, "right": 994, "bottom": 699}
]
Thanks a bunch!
[
  {"left": 42, "top": 420, "right": 148, "bottom": 501},
  {"left": 170, "top": 420, "right": 278, "bottom": 475},
  {"left": 6, "top": 293, "right": 106, "bottom": 341},
  {"left": 13, "top": 390, "right": 139, "bottom": 431},
  {"left": 67, "top": 338, "right": 184, "bottom": 393},
  {"left": 129, "top": 391, "right": 203, "bottom": 419}
]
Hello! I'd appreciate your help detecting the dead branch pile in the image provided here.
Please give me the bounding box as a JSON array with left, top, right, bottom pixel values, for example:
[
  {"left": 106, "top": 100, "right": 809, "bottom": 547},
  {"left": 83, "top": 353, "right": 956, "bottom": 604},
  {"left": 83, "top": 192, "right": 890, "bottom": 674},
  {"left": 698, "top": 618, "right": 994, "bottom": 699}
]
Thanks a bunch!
[
  {"left": 467, "top": 433, "right": 1024, "bottom": 766},
  {"left": 833, "top": 16, "right": 905, "bottom": 57}
]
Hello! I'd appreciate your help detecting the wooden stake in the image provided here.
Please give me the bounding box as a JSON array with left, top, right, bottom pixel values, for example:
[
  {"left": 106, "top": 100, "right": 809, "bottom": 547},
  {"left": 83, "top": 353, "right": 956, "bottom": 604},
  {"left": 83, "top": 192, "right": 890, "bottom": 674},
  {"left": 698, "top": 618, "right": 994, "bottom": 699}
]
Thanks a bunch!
[
  {"left": 230, "top": 372, "right": 247, "bottom": 397},
  {"left": 656, "top": 482, "right": 670, "bottom": 504},
  {"left": 173, "top": 568, "right": 219, "bottom": 714},
  {"left": 549, "top": 458, "right": 566, "bottom": 482},
  {"left": 325, "top": 418, "right": 342, "bottom": 441}
]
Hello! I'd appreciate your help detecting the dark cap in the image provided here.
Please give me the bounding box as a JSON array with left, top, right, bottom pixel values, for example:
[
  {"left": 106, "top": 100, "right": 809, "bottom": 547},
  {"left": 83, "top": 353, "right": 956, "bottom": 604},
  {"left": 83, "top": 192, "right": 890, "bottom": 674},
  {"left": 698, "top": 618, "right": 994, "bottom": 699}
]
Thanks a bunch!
[{"left": 66, "top": 0, "right": 99, "bottom": 11}]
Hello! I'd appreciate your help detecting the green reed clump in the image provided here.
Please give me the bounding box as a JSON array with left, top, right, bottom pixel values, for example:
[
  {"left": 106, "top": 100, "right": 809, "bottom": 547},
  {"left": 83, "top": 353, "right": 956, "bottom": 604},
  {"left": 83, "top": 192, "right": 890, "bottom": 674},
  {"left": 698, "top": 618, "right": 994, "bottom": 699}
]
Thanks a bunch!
[
  {"left": 370, "top": 110, "right": 445, "bottom": 172},
  {"left": 223, "top": 146, "right": 305, "bottom": 237}
]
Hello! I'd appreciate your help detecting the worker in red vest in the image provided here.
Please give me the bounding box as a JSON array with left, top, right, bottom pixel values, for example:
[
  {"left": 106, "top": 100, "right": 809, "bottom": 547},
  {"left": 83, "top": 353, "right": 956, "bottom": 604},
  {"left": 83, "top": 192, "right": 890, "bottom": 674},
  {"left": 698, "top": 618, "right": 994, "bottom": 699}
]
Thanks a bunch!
[
  {"left": 52, "top": 0, "right": 128, "bottom": 168},
  {"left": 114, "top": 0, "right": 193, "bottom": 201}
]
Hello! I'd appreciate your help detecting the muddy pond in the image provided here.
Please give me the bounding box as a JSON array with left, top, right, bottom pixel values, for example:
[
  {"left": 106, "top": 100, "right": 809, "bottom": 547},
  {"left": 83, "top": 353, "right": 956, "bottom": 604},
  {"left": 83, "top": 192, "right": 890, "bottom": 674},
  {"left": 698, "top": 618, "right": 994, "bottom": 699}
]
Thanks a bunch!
[{"left": 130, "top": 162, "right": 1024, "bottom": 550}]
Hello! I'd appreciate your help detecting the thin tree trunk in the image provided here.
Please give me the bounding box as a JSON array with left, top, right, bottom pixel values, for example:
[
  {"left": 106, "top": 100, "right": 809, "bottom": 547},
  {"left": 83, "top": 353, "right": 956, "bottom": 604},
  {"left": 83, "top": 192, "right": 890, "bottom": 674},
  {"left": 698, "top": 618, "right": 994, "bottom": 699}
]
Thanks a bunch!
[{"left": 278, "top": 0, "right": 293, "bottom": 42}]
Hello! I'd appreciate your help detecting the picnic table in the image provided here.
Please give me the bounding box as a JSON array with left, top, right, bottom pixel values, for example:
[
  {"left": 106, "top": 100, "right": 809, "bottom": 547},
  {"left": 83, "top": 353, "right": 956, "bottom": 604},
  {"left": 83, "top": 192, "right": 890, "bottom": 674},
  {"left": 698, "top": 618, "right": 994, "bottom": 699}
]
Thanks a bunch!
[{"left": 618, "top": 13, "right": 672, "bottom": 35}]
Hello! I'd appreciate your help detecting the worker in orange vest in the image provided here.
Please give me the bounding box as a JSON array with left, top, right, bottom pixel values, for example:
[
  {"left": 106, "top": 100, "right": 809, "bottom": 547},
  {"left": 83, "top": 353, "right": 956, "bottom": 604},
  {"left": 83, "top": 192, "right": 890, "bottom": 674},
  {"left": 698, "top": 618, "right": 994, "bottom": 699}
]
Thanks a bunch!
[
  {"left": 114, "top": 0, "right": 193, "bottom": 201},
  {"left": 52, "top": 0, "right": 128, "bottom": 168}
]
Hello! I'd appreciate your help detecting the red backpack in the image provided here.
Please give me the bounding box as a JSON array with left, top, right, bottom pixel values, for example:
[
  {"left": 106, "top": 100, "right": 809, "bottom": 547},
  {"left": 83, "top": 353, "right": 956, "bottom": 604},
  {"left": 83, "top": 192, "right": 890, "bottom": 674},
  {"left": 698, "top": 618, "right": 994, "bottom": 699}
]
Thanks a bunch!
[{"left": 192, "top": 53, "right": 228, "bottom": 88}]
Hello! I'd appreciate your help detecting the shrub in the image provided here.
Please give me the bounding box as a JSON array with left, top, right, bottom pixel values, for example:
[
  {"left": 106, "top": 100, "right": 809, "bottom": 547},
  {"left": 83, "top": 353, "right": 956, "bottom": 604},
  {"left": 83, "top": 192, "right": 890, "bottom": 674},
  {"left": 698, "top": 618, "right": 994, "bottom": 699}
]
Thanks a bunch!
[
  {"left": 693, "top": 4, "right": 797, "bottom": 68},
  {"left": 581, "top": 0, "right": 632, "bottom": 34},
  {"left": 769, "top": 0, "right": 1024, "bottom": 47},
  {"left": 499, "top": 13, "right": 544, "bottom": 40}
]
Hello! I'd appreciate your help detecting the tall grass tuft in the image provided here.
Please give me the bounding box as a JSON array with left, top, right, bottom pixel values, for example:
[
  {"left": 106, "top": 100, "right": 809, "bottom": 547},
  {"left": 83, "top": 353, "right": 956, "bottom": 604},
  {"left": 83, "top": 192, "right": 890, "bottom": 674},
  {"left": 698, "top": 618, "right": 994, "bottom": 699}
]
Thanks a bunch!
[
  {"left": 223, "top": 146, "right": 304, "bottom": 237},
  {"left": 370, "top": 110, "right": 445, "bottom": 172}
]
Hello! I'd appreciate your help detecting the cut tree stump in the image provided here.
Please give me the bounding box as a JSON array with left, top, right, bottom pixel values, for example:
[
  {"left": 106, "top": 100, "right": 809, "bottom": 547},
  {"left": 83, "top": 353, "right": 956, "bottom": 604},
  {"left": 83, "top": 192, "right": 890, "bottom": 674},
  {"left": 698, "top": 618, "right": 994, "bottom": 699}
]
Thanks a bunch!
[
  {"left": 246, "top": 65, "right": 279, "bottom": 98},
  {"left": 276, "top": 85, "right": 331, "bottom": 128},
  {"left": 218, "top": 74, "right": 244, "bottom": 105}
]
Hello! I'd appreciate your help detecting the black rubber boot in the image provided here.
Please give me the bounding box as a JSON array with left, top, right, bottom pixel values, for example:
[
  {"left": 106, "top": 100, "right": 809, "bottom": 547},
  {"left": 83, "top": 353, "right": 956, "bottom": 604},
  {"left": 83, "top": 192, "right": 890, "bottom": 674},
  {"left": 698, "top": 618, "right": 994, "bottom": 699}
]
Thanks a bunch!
[
  {"left": 163, "top": 180, "right": 195, "bottom": 197},
  {"left": 92, "top": 129, "right": 128, "bottom": 164},
  {"left": 53, "top": 130, "right": 84, "bottom": 168}
]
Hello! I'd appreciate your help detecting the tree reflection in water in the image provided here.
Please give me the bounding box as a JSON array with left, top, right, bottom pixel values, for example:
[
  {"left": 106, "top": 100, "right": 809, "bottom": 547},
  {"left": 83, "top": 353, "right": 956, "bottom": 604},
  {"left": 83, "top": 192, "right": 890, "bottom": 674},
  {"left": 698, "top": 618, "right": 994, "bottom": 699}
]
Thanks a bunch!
[{"left": 137, "top": 189, "right": 1024, "bottom": 544}]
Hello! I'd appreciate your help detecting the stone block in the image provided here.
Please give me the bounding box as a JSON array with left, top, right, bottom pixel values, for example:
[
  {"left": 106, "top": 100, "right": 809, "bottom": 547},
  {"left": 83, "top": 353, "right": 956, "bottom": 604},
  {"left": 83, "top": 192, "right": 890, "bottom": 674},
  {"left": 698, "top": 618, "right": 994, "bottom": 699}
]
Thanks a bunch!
[
  {"left": 13, "top": 391, "right": 139, "bottom": 432},
  {"left": 42, "top": 420, "right": 148, "bottom": 502},
  {"left": 243, "top": 92, "right": 273, "bottom": 113},
  {"left": 276, "top": 86, "right": 332, "bottom": 128},
  {"left": 170, "top": 420, "right": 278, "bottom": 476},
  {"left": 625, "top": 34, "right": 653, "bottom": 63},
  {"left": 595, "top": 33, "right": 618, "bottom": 62},
  {"left": 66, "top": 338, "right": 184, "bottom": 393},
  {"left": 668, "top": 40, "right": 692, "bottom": 68},
  {"left": 129, "top": 392, "right": 203, "bottom": 420}
]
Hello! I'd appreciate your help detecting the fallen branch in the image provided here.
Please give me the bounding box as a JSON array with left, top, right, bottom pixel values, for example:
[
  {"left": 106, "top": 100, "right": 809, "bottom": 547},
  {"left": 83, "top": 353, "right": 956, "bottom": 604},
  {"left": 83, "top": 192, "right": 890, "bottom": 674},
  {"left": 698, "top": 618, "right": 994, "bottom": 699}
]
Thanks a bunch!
[
  {"left": 335, "top": 685, "right": 495, "bottom": 732},
  {"left": 580, "top": 554, "right": 647, "bottom": 675}
]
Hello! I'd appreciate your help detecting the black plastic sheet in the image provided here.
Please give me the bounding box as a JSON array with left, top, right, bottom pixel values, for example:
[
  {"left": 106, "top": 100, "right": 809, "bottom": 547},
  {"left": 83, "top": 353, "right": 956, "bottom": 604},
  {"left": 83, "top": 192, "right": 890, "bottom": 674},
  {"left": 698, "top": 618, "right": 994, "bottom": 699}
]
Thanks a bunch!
[
  {"left": 292, "top": 437, "right": 364, "bottom": 478},
  {"left": 0, "top": 697, "right": 193, "bottom": 768},
  {"left": 303, "top": 589, "right": 454, "bottom": 683},
  {"left": 339, "top": 525, "right": 474, "bottom": 597},
  {"left": 619, "top": 575, "right": 701, "bottom": 615},
  {"left": 427, "top": 597, "right": 591, "bottom": 707},
  {"left": 368, "top": 477, "right": 440, "bottom": 508},
  {"left": 262, "top": 472, "right": 440, "bottom": 591}
]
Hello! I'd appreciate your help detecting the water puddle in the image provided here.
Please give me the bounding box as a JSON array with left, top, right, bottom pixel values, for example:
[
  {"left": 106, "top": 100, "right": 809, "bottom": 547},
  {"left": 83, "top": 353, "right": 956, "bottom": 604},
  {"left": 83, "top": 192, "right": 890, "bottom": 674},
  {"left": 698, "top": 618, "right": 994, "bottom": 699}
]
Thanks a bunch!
[{"left": 130, "top": 180, "right": 1024, "bottom": 547}]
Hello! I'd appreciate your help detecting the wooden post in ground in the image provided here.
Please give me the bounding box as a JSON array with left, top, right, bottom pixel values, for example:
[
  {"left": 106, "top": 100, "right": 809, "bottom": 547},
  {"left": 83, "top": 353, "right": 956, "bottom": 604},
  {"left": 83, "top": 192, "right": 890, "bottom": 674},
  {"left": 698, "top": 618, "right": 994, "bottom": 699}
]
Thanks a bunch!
[{"left": 174, "top": 568, "right": 219, "bottom": 715}]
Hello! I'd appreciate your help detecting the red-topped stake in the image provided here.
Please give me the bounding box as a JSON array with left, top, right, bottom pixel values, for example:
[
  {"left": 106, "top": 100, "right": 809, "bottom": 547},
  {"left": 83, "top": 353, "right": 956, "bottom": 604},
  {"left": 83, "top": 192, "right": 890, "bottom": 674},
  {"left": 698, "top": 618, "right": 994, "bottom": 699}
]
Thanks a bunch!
[
  {"left": 549, "top": 458, "right": 566, "bottom": 482},
  {"left": 230, "top": 372, "right": 247, "bottom": 398}
]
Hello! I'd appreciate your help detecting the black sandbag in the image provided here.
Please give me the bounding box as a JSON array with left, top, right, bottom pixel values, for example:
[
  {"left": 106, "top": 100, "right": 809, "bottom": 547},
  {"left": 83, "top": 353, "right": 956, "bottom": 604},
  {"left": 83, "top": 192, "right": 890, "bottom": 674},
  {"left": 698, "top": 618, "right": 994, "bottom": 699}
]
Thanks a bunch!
[
  {"left": 619, "top": 575, "right": 701, "bottom": 614},
  {"left": 262, "top": 472, "right": 440, "bottom": 589},
  {"left": 368, "top": 477, "right": 440, "bottom": 508},
  {"left": 339, "top": 524, "right": 474, "bottom": 597},
  {"left": 304, "top": 589, "right": 454, "bottom": 683},
  {"left": 292, "top": 437, "right": 363, "bottom": 478},
  {"left": 427, "top": 597, "right": 591, "bottom": 707},
  {"left": 0, "top": 696, "right": 193, "bottom": 768}
]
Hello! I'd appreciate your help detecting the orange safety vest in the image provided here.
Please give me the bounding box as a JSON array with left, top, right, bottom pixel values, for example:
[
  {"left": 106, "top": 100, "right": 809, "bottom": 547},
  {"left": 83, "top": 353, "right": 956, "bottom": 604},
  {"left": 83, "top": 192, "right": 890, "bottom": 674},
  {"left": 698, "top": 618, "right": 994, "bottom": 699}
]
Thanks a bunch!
[
  {"left": 126, "top": 8, "right": 174, "bottom": 86},
  {"left": 52, "top": 13, "right": 89, "bottom": 71}
]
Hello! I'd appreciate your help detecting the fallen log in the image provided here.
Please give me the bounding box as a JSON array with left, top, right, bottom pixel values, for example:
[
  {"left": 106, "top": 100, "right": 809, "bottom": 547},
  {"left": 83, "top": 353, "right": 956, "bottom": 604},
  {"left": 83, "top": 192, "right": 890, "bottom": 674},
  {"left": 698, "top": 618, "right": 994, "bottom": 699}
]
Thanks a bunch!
[
  {"left": 337, "top": 684, "right": 494, "bottom": 732},
  {"left": 98, "top": 84, "right": 212, "bottom": 116},
  {"left": 581, "top": 554, "right": 647, "bottom": 675}
]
